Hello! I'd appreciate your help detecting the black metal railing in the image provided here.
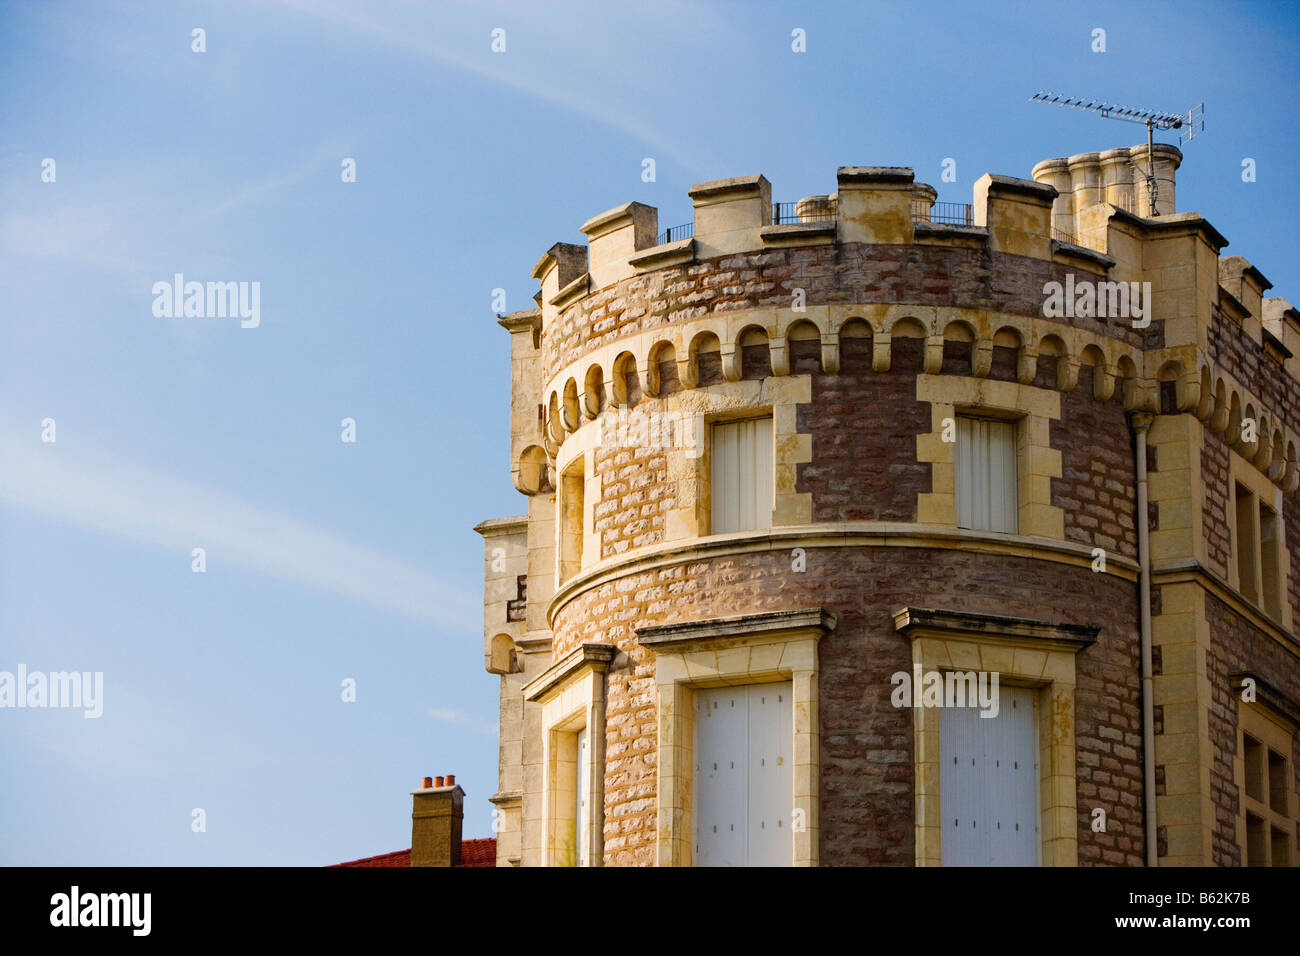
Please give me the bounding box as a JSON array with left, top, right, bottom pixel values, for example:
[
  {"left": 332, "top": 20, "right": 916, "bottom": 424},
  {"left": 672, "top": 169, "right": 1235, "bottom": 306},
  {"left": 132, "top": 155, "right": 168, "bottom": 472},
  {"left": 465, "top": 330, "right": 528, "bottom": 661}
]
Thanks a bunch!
[
  {"left": 912, "top": 199, "right": 974, "bottom": 226},
  {"left": 656, "top": 221, "right": 693, "bottom": 245},
  {"left": 1052, "top": 227, "right": 1079, "bottom": 245},
  {"left": 771, "top": 201, "right": 834, "bottom": 225}
]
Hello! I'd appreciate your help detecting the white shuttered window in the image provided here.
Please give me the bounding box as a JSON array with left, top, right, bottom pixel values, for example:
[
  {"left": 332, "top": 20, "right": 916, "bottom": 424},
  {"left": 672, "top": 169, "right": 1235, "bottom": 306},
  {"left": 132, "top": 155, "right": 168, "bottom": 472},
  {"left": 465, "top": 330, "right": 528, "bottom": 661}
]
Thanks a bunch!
[
  {"left": 694, "top": 682, "right": 793, "bottom": 866},
  {"left": 711, "top": 417, "right": 774, "bottom": 534},
  {"left": 941, "top": 686, "right": 1040, "bottom": 866},
  {"left": 956, "top": 416, "right": 1018, "bottom": 534}
]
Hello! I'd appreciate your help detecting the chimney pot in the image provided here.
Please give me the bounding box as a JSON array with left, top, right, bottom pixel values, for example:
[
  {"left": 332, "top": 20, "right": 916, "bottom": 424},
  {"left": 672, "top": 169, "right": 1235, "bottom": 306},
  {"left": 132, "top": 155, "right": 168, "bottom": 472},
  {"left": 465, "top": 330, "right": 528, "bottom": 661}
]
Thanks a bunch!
[
  {"left": 422, "top": 776, "right": 433, "bottom": 789},
  {"left": 445, "top": 774, "right": 455, "bottom": 786},
  {"left": 410, "top": 776, "right": 464, "bottom": 867}
]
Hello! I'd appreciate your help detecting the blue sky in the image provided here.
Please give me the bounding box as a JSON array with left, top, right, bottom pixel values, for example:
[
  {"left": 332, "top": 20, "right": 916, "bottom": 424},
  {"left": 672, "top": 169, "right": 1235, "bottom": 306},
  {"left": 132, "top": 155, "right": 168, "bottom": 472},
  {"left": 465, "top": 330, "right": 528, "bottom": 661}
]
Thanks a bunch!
[{"left": 1, "top": 0, "right": 1296, "bottom": 865}]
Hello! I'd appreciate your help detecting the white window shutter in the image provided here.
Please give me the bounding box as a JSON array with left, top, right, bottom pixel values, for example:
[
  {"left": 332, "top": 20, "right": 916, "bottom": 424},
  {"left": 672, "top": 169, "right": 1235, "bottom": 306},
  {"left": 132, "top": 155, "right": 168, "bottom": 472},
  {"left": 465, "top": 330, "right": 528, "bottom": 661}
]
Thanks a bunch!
[
  {"left": 711, "top": 418, "right": 773, "bottom": 533},
  {"left": 695, "top": 682, "right": 793, "bottom": 866},
  {"left": 957, "top": 417, "right": 1017, "bottom": 533},
  {"left": 941, "top": 686, "right": 1039, "bottom": 865}
]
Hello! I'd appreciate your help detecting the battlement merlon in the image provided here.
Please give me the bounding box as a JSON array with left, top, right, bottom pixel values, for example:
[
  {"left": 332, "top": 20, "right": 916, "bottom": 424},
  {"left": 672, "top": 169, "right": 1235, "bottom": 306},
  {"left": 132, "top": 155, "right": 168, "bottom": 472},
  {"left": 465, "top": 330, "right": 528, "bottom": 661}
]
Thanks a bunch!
[{"left": 512, "top": 154, "right": 1291, "bottom": 372}]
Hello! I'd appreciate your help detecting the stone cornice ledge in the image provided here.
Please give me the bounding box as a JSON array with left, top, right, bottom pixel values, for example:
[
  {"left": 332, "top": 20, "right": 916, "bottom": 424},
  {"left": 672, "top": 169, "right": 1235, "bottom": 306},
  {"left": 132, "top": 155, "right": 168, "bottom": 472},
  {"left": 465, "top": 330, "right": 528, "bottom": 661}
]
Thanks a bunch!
[
  {"left": 549, "top": 272, "right": 591, "bottom": 309},
  {"left": 892, "top": 606, "right": 1099, "bottom": 649},
  {"left": 522, "top": 642, "right": 616, "bottom": 702},
  {"left": 1152, "top": 557, "right": 1300, "bottom": 659},
  {"left": 629, "top": 237, "right": 695, "bottom": 271},
  {"left": 1050, "top": 239, "right": 1115, "bottom": 270},
  {"left": 636, "top": 608, "right": 836, "bottom": 650},
  {"left": 760, "top": 221, "right": 836, "bottom": 245},
  {"left": 547, "top": 523, "right": 1140, "bottom": 627},
  {"left": 1229, "top": 671, "right": 1300, "bottom": 728}
]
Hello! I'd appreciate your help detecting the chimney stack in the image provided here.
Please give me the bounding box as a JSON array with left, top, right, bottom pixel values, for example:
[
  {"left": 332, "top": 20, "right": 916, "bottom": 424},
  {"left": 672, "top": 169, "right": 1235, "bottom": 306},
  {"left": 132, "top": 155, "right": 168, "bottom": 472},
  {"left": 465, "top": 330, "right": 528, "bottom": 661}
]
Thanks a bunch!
[{"left": 410, "top": 774, "right": 464, "bottom": 867}]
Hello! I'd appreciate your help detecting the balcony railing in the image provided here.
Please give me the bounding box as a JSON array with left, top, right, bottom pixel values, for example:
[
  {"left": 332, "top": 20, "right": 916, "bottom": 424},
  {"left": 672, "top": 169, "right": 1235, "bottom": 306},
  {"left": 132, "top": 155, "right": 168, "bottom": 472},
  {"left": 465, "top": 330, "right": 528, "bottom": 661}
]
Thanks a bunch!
[
  {"left": 912, "top": 200, "right": 974, "bottom": 226},
  {"left": 655, "top": 221, "right": 694, "bottom": 245},
  {"left": 772, "top": 201, "right": 834, "bottom": 225}
]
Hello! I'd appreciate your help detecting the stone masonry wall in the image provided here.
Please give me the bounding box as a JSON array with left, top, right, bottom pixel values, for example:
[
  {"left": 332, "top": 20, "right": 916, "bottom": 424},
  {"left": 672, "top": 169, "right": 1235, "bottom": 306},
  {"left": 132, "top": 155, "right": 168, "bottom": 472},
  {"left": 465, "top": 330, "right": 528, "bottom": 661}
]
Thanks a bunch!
[
  {"left": 1202, "top": 430, "right": 1232, "bottom": 581},
  {"left": 795, "top": 336, "right": 933, "bottom": 521},
  {"left": 1052, "top": 364, "right": 1139, "bottom": 559},
  {"left": 550, "top": 547, "right": 1143, "bottom": 867},
  {"left": 544, "top": 244, "right": 1155, "bottom": 384}
]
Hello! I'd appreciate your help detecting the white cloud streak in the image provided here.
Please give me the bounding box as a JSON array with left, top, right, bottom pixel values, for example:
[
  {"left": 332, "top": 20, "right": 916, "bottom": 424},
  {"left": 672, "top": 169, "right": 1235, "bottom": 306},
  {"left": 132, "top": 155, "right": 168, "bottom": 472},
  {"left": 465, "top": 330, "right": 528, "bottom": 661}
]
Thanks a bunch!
[
  {"left": 270, "top": 0, "right": 716, "bottom": 174},
  {"left": 0, "top": 424, "right": 479, "bottom": 632},
  {"left": 426, "top": 706, "right": 496, "bottom": 737}
]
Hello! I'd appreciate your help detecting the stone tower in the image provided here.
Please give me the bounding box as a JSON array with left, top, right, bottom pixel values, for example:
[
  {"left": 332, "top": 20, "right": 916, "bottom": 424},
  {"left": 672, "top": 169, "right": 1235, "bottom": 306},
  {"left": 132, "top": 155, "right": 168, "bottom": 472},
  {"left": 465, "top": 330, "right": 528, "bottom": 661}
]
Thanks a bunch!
[{"left": 476, "top": 148, "right": 1300, "bottom": 867}]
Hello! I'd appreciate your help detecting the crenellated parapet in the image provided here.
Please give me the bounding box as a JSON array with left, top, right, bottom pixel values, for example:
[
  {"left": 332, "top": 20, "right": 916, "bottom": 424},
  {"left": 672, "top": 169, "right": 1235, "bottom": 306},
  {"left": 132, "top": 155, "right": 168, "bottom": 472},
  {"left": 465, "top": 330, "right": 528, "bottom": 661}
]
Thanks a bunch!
[{"left": 504, "top": 157, "right": 1296, "bottom": 509}]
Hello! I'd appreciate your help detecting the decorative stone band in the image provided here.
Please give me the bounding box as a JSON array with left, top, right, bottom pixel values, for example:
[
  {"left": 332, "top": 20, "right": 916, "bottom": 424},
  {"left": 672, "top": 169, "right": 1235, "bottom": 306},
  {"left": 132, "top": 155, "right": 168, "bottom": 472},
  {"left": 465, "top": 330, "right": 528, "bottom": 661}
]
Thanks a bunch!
[{"left": 547, "top": 522, "right": 1140, "bottom": 629}]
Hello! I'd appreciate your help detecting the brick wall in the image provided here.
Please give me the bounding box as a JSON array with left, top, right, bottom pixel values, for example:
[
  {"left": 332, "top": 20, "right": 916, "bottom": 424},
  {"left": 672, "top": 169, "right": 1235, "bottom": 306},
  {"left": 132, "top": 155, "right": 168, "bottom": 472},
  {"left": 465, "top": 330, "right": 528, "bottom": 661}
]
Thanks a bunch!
[
  {"left": 795, "top": 336, "right": 932, "bottom": 522},
  {"left": 1052, "top": 364, "right": 1138, "bottom": 558},
  {"left": 592, "top": 439, "right": 673, "bottom": 558},
  {"left": 550, "top": 546, "right": 1143, "bottom": 866},
  {"left": 544, "top": 244, "right": 1152, "bottom": 384},
  {"left": 1202, "top": 431, "right": 1232, "bottom": 581},
  {"left": 1208, "top": 306, "right": 1300, "bottom": 456}
]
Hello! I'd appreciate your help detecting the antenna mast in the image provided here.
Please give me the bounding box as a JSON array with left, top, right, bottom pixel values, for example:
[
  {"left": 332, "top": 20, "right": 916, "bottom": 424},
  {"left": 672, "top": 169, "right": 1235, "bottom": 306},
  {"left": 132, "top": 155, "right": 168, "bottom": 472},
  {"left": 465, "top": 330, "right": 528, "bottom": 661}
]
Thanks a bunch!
[{"left": 1029, "top": 91, "right": 1204, "bottom": 217}]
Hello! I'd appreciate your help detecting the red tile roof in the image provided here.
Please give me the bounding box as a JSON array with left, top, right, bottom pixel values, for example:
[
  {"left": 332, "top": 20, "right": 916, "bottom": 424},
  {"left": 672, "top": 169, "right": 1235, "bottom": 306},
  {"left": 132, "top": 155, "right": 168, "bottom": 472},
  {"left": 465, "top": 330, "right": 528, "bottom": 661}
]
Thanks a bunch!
[{"left": 331, "top": 838, "right": 496, "bottom": 868}]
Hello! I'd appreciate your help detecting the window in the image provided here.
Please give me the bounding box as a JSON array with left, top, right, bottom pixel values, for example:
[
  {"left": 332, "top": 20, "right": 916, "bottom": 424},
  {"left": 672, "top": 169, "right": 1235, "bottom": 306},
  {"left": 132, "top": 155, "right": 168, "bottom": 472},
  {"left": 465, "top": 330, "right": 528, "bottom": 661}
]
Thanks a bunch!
[
  {"left": 559, "top": 457, "right": 585, "bottom": 583},
  {"left": 636, "top": 608, "right": 832, "bottom": 867},
  {"left": 1239, "top": 707, "right": 1296, "bottom": 867},
  {"left": 956, "top": 416, "right": 1018, "bottom": 533},
  {"left": 895, "top": 607, "right": 1096, "bottom": 867},
  {"left": 693, "top": 682, "right": 792, "bottom": 866},
  {"left": 523, "top": 643, "right": 615, "bottom": 868},
  {"left": 1232, "top": 482, "right": 1283, "bottom": 619},
  {"left": 550, "top": 722, "right": 587, "bottom": 866},
  {"left": 710, "top": 417, "right": 773, "bottom": 534},
  {"left": 941, "top": 686, "right": 1040, "bottom": 866}
]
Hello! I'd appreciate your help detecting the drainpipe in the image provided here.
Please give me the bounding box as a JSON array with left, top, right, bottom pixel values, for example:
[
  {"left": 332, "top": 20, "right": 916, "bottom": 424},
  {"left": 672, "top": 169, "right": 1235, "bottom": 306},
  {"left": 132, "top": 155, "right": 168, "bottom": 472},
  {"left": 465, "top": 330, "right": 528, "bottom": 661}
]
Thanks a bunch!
[{"left": 1131, "top": 411, "right": 1158, "bottom": 865}]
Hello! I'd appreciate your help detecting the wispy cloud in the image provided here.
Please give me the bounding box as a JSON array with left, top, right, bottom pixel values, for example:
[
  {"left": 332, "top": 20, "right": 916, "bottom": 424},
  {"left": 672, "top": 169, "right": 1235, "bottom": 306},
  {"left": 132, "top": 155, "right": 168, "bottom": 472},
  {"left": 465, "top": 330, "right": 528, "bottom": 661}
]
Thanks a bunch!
[
  {"left": 426, "top": 706, "right": 497, "bottom": 737},
  {"left": 194, "top": 136, "right": 355, "bottom": 222},
  {"left": 0, "top": 202, "right": 155, "bottom": 282},
  {"left": 0, "top": 421, "right": 479, "bottom": 632},
  {"left": 271, "top": 0, "right": 716, "bottom": 174}
]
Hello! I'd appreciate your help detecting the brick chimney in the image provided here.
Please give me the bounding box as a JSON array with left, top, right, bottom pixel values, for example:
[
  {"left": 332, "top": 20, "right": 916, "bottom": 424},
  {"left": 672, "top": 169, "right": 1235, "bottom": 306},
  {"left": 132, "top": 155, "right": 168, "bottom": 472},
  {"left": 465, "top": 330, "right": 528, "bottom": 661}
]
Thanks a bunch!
[{"left": 410, "top": 774, "right": 463, "bottom": 867}]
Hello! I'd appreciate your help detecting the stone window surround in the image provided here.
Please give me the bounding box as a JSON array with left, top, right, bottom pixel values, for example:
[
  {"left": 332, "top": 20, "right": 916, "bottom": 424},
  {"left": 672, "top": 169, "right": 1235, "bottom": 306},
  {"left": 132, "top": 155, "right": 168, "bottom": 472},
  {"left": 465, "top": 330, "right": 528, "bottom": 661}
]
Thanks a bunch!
[
  {"left": 635, "top": 608, "right": 836, "bottom": 867},
  {"left": 523, "top": 643, "right": 616, "bottom": 866},
  {"left": 893, "top": 606, "right": 1099, "bottom": 867},
  {"left": 915, "top": 373, "right": 1065, "bottom": 541},
  {"left": 1226, "top": 452, "right": 1293, "bottom": 632},
  {"left": 1230, "top": 672, "right": 1300, "bottom": 866},
  {"left": 550, "top": 374, "right": 814, "bottom": 566}
]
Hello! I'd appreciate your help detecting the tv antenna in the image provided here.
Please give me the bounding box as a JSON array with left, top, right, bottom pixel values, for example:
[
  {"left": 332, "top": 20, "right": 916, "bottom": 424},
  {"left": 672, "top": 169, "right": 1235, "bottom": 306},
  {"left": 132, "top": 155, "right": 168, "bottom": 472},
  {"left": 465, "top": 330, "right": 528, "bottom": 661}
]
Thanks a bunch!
[{"left": 1029, "top": 91, "right": 1204, "bottom": 217}]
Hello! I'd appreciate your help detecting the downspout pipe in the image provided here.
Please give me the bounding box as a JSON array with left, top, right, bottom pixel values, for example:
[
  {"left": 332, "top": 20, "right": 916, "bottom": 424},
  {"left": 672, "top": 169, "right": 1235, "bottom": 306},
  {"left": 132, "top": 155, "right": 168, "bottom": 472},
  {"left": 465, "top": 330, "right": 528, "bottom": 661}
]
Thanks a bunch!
[{"left": 1131, "top": 411, "right": 1158, "bottom": 865}]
